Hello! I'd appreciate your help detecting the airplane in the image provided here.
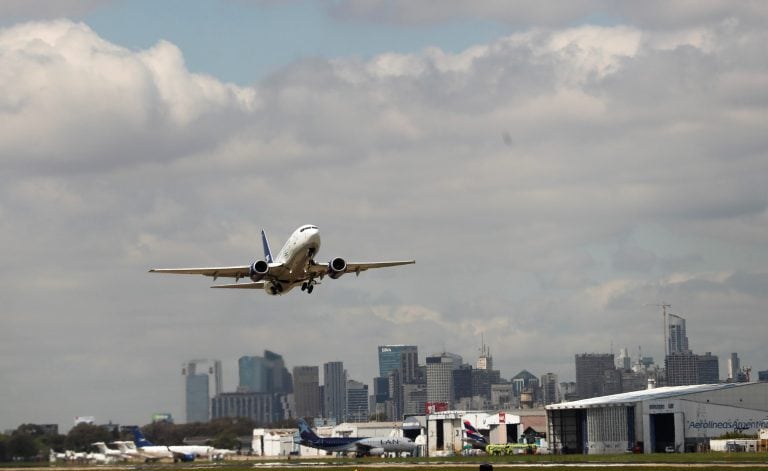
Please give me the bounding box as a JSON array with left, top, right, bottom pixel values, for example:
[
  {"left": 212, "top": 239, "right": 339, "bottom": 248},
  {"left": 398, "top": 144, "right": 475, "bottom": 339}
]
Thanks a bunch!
[
  {"left": 149, "top": 225, "right": 415, "bottom": 295},
  {"left": 92, "top": 442, "right": 125, "bottom": 462},
  {"left": 111, "top": 441, "right": 143, "bottom": 461},
  {"left": 463, "top": 419, "right": 489, "bottom": 450},
  {"left": 297, "top": 418, "right": 416, "bottom": 457},
  {"left": 131, "top": 428, "right": 197, "bottom": 462}
]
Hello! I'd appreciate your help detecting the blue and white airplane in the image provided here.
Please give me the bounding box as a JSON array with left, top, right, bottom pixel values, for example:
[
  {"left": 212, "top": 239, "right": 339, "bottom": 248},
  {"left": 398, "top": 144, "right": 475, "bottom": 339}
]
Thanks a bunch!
[
  {"left": 150, "top": 224, "right": 415, "bottom": 295},
  {"left": 134, "top": 428, "right": 222, "bottom": 462},
  {"left": 297, "top": 419, "right": 416, "bottom": 456}
]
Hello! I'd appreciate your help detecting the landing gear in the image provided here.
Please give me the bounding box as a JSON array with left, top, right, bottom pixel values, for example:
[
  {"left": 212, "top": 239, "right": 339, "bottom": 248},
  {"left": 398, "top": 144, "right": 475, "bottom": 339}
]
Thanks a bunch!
[
  {"left": 270, "top": 283, "right": 284, "bottom": 295},
  {"left": 301, "top": 280, "right": 315, "bottom": 294}
]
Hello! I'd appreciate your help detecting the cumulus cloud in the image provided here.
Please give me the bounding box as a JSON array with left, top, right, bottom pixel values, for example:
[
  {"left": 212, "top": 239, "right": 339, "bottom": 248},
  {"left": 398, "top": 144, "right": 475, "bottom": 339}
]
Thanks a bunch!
[{"left": 1, "top": 13, "right": 767, "bottom": 429}]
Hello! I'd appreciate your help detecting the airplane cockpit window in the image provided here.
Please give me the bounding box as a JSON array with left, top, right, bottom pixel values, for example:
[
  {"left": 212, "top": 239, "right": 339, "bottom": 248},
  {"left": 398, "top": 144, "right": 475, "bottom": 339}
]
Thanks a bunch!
[{"left": 300, "top": 225, "right": 319, "bottom": 232}]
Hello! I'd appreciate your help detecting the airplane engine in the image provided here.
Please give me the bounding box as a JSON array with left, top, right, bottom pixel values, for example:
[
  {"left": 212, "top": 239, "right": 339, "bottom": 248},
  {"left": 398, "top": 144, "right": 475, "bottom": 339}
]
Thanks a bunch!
[
  {"left": 249, "top": 260, "right": 269, "bottom": 281},
  {"left": 368, "top": 448, "right": 385, "bottom": 456},
  {"left": 327, "top": 257, "right": 347, "bottom": 279}
]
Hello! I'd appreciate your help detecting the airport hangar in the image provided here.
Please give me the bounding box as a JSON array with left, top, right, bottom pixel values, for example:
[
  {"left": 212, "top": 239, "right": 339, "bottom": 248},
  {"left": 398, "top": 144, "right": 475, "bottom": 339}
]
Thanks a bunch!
[{"left": 546, "top": 382, "right": 768, "bottom": 454}]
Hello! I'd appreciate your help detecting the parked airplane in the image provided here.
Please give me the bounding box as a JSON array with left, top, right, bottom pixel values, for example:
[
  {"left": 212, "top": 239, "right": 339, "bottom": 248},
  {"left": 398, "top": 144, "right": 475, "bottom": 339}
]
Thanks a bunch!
[
  {"left": 297, "top": 419, "right": 416, "bottom": 457},
  {"left": 112, "top": 441, "right": 143, "bottom": 461},
  {"left": 131, "top": 429, "right": 196, "bottom": 462},
  {"left": 92, "top": 442, "right": 125, "bottom": 461},
  {"left": 149, "top": 225, "right": 415, "bottom": 295},
  {"left": 462, "top": 420, "right": 489, "bottom": 450}
]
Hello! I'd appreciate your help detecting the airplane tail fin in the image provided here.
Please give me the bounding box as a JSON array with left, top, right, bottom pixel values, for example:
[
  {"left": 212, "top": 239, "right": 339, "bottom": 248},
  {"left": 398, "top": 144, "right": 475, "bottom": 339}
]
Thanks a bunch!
[
  {"left": 132, "top": 428, "right": 154, "bottom": 447},
  {"left": 261, "top": 230, "right": 273, "bottom": 263},
  {"left": 464, "top": 420, "right": 488, "bottom": 444},
  {"left": 297, "top": 419, "right": 319, "bottom": 442},
  {"left": 464, "top": 420, "right": 480, "bottom": 434}
]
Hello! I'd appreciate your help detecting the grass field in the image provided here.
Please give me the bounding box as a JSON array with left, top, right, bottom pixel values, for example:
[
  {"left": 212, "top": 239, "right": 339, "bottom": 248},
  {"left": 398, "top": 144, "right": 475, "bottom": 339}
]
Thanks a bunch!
[{"left": 5, "top": 453, "right": 768, "bottom": 470}]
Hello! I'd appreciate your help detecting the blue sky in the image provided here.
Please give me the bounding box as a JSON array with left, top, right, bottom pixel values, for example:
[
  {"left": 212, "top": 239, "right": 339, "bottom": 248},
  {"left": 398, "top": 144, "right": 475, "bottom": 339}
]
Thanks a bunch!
[{"left": 81, "top": 1, "right": 509, "bottom": 84}]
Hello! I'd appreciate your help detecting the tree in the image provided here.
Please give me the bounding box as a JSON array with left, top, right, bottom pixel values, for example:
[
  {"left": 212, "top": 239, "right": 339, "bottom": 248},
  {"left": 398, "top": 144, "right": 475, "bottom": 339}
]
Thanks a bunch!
[
  {"left": 0, "top": 434, "right": 10, "bottom": 462},
  {"left": 8, "top": 432, "right": 38, "bottom": 460},
  {"left": 65, "top": 423, "right": 111, "bottom": 451}
]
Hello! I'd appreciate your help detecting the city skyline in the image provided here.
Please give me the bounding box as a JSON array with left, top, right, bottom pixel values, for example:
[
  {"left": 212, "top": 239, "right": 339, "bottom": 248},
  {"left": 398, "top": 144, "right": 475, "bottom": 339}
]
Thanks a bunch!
[{"left": 2, "top": 1, "right": 767, "bottom": 432}]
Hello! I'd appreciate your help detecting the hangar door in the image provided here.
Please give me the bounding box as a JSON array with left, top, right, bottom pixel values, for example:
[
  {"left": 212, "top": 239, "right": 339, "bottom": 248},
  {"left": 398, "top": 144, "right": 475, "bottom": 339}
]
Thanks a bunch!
[
  {"left": 650, "top": 413, "right": 675, "bottom": 452},
  {"left": 547, "top": 409, "right": 584, "bottom": 454}
]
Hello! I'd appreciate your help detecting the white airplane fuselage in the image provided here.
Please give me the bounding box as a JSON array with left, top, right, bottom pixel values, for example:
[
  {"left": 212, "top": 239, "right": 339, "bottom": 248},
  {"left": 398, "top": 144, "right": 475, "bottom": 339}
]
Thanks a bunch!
[{"left": 263, "top": 225, "right": 320, "bottom": 294}]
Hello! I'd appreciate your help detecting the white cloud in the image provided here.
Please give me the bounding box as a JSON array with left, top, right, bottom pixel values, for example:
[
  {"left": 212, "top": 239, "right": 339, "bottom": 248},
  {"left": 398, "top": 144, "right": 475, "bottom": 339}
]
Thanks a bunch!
[{"left": 1, "top": 15, "right": 767, "bottom": 430}]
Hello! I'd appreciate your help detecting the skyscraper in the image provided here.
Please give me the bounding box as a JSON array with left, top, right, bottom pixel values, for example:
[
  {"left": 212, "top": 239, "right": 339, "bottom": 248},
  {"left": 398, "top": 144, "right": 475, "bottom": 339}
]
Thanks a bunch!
[
  {"left": 378, "top": 345, "right": 418, "bottom": 383},
  {"left": 575, "top": 353, "right": 615, "bottom": 399},
  {"left": 182, "top": 359, "right": 222, "bottom": 423},
  {"left": 238, "top": 350, "right": 293, "bottom": 394},
  {"left": 426, "top": 352, "right": 462, "bottom": 406},
  {"left": 728, "top": 353, "right": 740, "bottom": 381},
  {"left": 667, "top": 314, "right": 690, "bottom": 354},
  {"left": 323, "top": 361, "right": 346, "bottom": 423},
  {"left": 616, "top": 347, "right": 631, "bottom": 370},
  {"left": 665, "top": 351, "right": 699, "bottom": 386},
  {"left": 697, "top": 352, "right": 720, "bottom": 384},
  {"left": 541, "top": 372, "right": 559, "bottom": 405},
  {"left": 346, "top": 380, "right": 369, "bottom": 422},
  {"left": 293, "top": 366, "right": 320, "bottom": 419}
]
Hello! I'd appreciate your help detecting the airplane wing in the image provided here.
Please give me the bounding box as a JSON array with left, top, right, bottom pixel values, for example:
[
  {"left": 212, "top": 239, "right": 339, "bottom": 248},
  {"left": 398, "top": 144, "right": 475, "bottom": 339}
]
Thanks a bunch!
[
  {"left": 210, "top": 282, "right": 264, "bottom": 289},
  {"left": 149, "top": 266, "right": 251, "bottom": 280},
  {"left": 307, "top": 260, "right": 415, "bottom": 276}
]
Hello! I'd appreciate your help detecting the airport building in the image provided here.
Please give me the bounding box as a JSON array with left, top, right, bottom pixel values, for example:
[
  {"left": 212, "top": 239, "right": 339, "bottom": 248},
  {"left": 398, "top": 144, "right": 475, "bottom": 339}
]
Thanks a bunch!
[{"left": 546, "top": 382, "right": 768, "bottom": 454}]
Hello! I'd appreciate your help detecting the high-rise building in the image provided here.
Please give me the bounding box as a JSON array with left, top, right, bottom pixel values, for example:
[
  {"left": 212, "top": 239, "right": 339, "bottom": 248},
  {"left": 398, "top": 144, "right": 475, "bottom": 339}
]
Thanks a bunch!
[
  {"left": 239, "top": 351, "right": 292, "bottom": 394},
  {"left": 697, "top": 352, "right": 720, "bottom": 384},
  {"left": 665, "top": 351, "right": 699, "bottom": 386},
  {"left": 346, "top": 380, "right": 369, "bottom": 422},
  {"left": 388, "top": 369, "right": 403, "bottom": 420},
  {"left": 667, "top": 314, "right": 690, "bottom": 354},
  {"left": 426, "top": 352, "right": 461, "bottom": 406},
  {"left": 378, "top": 345, "right": 418, "bottom": 383},
  {"left": 373, "top": 376, "right": 390, "bottom": 404},
  {"left": 575, "top": 353, "right": 615, "bottom": 399},
  {"left": 293, "top": 366, "right": 320, "bottom": 419},
  {"left": 182, "top": 359, "right": 222, "bottom": 423},
  {"left": 511, "top": 370, "right": 538, "bottom": 397},
  {"left": 403, "top": 383, "right": 427, "bottom": 415},
  {"left": 211, "top": 392, "right": 285, "bottom": 424},
  {"left": 477, "top": 342, "right": 493, "bottom": 371},
  {"left": 323, "top": 361, "right": 346, "bottom": 423},
  {"left": 541, "top": 372, "right": 559, "bottom": 405},
  {"left": 616, "top": 347, "right": 631, "bottom": 370},
  {"left": 666, "top": 351, "right": 719, "bottom": 386},
  {"left": 728, "top": 353, "right": 740, "bottom": 381},
  {"left": 239, "top": 356, "right": 268, "bottom": 392},
  {"left": 453, "top": 364, "right": 473, "bottom": 401}
]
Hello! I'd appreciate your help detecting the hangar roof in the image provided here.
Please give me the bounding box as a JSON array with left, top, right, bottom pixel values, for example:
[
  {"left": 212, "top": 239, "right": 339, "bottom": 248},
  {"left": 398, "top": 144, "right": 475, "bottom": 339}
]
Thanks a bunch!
[{"left": 546, "top": 383, "right": 750, "bottom": 410}]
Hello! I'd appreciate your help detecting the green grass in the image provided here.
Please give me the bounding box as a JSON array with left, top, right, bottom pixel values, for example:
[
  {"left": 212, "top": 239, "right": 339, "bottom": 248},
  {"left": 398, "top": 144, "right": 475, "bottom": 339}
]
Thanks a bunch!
[{"left": 6, "top": 452, "right": 768, "bottom": 470}]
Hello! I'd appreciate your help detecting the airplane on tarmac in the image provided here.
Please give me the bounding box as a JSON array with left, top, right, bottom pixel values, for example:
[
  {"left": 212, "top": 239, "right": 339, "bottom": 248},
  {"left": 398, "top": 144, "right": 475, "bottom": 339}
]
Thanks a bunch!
[
  {"left": 131, "top": 429, "right": 198, "bottom": 462},
  {"left": 462, "top": 420, "right": 489, "bottom": 450},
  {"left": 297, "top": 419, "right": 416, "bottom": 457},
  {"left": 92, "top": 442, "right": 125, "bottom": 462},
  {"left": 112, "top": 441, "right": 143, "bottom": 460},
  {"left": 149, "top": 225, "right": 415, "bottom": 295}
]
